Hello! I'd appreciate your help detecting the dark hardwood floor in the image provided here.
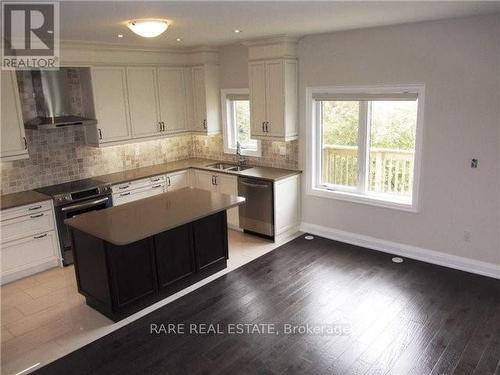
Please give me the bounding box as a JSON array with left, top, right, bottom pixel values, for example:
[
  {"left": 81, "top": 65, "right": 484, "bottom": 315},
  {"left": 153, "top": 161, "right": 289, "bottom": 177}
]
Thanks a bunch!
[{"left": 33, "top": 235, "right": 500, "bottom": 375}]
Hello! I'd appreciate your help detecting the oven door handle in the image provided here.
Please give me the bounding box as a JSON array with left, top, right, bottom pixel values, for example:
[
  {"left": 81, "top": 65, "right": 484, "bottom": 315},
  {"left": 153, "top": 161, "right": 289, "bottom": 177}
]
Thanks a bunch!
[
  {"left": 239, "top": 180, "right": 270, "bottom": 189},
  {"left": 61, "top": 197, "right": 110, "bottom": 212}
]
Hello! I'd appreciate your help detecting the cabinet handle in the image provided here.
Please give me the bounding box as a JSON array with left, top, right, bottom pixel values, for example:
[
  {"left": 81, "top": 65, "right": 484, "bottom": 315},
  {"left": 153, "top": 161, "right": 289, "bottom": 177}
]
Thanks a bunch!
[
  {"left": 151, "top": 177, "right": 161, "bottom": 182},
  {"left": 262, "top": 122, "right": 265, "bottom": 132},
  {"left": 265, "top": 121, "right": 269, "bottom": 133},
  {"left": 162, "top": 122, "right": 166, "bottom": 131},
  {"left": 98, "top": 128, "right": 103, "bottom": 140},
  {"left": 214, "top": 176, "right": 218, "bottom": 185},
  {"left": 23, "top": 137, "right": 28, "bottom": 149},
  {"left": 30, "top": 213, "right": 44, "bottom": 219},
  {"left": 120, "top": 192, "right": 131, "bottom": 196},
  {"left": 28, "top": 205, "right": 42, "bottom": 211},
  {"left": 211, "top": 176, "right": 215, "bottom": 185},
  {"left": 118, "top": 185, "right": 130, "bottom": 190},
  {"left": 152, "top": 184, "right": 162, "bottom": 188},
  {"left": 167, "top": 176, "right": 171, "bottom": 186},
  {"left": 203, "top": 119, "right": 207, "bottom": 129},
  {"left": 34, "top": 233, "right": 47, "bottom": 239}
]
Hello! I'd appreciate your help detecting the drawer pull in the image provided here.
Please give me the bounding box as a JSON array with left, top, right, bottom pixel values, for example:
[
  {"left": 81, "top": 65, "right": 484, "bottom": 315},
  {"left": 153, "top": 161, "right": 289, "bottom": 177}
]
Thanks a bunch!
[
  {"left": 30, "top": 213, "right": 44, "bottom": 219},
  {"left": 28, "top": 205, "right": 42, "bottom": 211},
  {"left": 151, "top": 178, "right": 161, "bottom": 182},
  {"left": 120, "top": 192, "right": 131, "bottom": 197},
  {"left": 118, "top": 185, "right": 130, "bottom": 190},
  {"left": 152, "top": 184, "right": 163, "bottom": 189},
  {"left": 34, "top": 233, "right": 47, "bottom": 239}
]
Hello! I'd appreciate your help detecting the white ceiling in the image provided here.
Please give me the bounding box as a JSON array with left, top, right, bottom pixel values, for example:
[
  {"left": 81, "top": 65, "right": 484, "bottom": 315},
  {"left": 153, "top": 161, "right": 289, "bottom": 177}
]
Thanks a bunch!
[{"left": 58, "top": 1, "right": 500, "bottom": 48}]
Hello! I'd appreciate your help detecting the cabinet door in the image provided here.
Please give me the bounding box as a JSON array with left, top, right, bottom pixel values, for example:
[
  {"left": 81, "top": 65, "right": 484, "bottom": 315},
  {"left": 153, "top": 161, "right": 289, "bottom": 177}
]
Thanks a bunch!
[
  {"left": 154, "top": 224, "right": 195, "bottom": 290},
  {"left": 193, "top": 212, "right": 227, "bottom": 270},
  {"left": 107, "top": 239, "right": 157, "bottom": 309},
  {"left": 265, "top": 61, "right": 285, "bottom": 137},
  {"left": 1, "top": 71, "right": 27, "bottom": 160},
  {"left": 249, "top": 62, "right": 267, "bottom": 137},
  {"left": 215, "top": 174, "right": 239, "bottom": 228},
  {"left": 157, "top": 68, "right": 187, "bottom": 134},
  {"left": 194, "top": 170, "right": 217, "bottom": 192},
  {"left": 127, "top": 67, "right": 161, "bottom": 138},
  {"left": 166, "top": 170, "right": 188, "bottom": 192},
  {"left": 183, "top": 68, "right": 195, "bottom": 130},
  {"left": 1, "top": 231, "right": 59, "bottom": 275},
  {"left": 91, "top": 67, "right": 131, "bottom": 143},
  {"left": 192, "top": 66, "right": 207, "bottom": 132}
]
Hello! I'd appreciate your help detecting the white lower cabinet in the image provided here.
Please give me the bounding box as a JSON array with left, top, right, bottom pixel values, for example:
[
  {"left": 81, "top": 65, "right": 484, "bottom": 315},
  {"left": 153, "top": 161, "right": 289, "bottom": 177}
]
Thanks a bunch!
[
  {"left": 166, "top": 170, "right": 189, "bottom": 192},
  {"left": 193, "top": 170, "right": 239, "bottom": 229},
  {"left": 0, "top": 200, "right": 60, "bottom": 284}
]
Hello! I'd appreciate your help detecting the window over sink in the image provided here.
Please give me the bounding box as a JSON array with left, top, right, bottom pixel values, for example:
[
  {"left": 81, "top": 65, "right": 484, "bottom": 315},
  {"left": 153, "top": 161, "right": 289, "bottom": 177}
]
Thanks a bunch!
[{"left": 221, "top": 89, "right": 261, "bottom": 157}]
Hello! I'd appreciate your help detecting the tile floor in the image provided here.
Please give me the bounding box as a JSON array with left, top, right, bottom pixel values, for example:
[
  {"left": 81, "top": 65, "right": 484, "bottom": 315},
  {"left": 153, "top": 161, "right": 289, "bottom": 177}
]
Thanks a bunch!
[{"left": 1, "top": 230, "right": 301, "bottom": 375}]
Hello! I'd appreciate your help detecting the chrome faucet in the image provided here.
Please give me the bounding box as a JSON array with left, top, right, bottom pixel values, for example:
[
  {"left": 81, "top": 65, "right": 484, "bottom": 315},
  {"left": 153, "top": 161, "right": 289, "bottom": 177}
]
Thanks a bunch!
[{"left": 236, "top": 142, "right": 247, "bottom": 166}]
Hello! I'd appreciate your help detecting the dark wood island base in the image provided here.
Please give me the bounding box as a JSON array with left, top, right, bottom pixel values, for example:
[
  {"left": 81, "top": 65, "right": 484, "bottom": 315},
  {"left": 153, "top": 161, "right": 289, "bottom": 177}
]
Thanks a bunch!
[{"left": 71, "top": 211, "right": 229, "bottom": 322}]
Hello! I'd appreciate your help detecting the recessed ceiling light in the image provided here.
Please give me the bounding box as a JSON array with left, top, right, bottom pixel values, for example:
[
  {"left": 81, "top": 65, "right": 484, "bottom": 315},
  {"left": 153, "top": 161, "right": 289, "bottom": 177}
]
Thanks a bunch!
[
  {"left": 118, "top": 34, "right": 123, "bottom": 38},
  {"left": 234, "top": 29, "right": 241, "bottom": 33},
  {"left": 176, "top": 38, "right": 181, "bottom": 42},
  {"left": 127, "top": 19, "right": 169, "bottom": 38},
  {"left": 47, "top": 30, "right": 53, "bottom": 34}
]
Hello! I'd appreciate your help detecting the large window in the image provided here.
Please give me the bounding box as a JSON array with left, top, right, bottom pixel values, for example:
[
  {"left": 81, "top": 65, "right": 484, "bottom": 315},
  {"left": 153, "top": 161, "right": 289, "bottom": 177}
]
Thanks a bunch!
[
  {"left": 221, "top": 89, "right": 261, "bottom": 157},
  {"left": 308, "top": 85, "right": 424, "bottom": 211}
]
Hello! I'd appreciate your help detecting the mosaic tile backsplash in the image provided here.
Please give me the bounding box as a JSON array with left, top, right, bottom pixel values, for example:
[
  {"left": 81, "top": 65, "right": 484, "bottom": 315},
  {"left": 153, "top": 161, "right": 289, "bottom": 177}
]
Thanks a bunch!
[{"left": 1, "top": 129, "right": 298, "bottom": 194}]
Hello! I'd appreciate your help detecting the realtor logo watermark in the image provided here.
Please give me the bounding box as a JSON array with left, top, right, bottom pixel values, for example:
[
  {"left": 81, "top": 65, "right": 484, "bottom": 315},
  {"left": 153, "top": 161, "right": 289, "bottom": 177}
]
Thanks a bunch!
[{"left": 2, "top": 2, "right": 60, "bottom": 70}]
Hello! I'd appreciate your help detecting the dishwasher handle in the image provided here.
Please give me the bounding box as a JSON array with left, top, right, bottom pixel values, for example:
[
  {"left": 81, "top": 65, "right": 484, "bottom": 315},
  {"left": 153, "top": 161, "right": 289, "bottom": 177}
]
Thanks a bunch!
[{"left": 239, "top": 179, "right": 271, "bottom": 189}]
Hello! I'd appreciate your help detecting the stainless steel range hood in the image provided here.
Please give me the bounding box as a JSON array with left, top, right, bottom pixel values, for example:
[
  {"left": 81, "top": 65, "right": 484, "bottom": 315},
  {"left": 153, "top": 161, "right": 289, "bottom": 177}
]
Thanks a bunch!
[{"left": 22, "top": 68, "right": 97, "bottom": 129}]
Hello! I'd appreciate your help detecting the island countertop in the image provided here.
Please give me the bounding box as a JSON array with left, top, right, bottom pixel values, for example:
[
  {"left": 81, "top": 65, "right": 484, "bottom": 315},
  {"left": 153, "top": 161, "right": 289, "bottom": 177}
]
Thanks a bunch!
[{"left": 65, "top": 187, "right": 245, "bottom": 246}]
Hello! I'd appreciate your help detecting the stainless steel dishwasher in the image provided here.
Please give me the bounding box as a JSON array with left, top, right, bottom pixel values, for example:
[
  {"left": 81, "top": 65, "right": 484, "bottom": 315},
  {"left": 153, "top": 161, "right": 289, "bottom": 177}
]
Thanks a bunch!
[{"left": 238, "top": 177, "right": 274, "bottom": 238}]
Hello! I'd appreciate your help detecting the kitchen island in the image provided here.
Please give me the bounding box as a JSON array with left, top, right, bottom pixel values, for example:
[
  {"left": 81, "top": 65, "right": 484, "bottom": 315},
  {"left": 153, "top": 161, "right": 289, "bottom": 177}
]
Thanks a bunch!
[{"left": 65, "top": 187, "right": 245, "bottom": 321}]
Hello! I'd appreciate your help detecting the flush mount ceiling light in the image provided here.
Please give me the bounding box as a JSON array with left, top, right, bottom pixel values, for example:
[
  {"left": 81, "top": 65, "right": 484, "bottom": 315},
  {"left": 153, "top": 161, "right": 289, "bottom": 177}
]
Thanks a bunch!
[{"left": 127, "top": 19, "right": 169, "bottom": 38}]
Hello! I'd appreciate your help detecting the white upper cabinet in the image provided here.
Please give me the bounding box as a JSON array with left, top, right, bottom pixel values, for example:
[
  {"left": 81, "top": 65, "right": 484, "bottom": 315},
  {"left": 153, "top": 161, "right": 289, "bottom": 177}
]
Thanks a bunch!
[
  {"left": 249, "top": 62, "right": 267, "bottom": 138},
  {"left": 127, "top": 67, "right": 162, "bottom": 138},
  {"left": 190, "top": 65, "right": 221, "bottom": 135},
  {"left": 89, "top": 67, "right": 131, "bottom": 144},
  {"left": 1, "top": 71, "right": 28, "bottom": 160},
  {"left": 157, "top": 68, "right": 187, "bottom": 134},
  {"left": 248, "top": 59, "right": 298, "bottom": 141}
]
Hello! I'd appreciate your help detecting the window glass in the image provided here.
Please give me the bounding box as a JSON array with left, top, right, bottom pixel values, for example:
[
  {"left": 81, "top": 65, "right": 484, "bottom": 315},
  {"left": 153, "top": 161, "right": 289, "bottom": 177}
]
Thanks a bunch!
[
  {"left": 232, "top": 100, "right": 255, "bottom": 149},
  {"left": 368, "top": 101, "right": 417, "bottom": 197},
  {"left": 321, "top": 101, "right": 359, "bottom": 188}
]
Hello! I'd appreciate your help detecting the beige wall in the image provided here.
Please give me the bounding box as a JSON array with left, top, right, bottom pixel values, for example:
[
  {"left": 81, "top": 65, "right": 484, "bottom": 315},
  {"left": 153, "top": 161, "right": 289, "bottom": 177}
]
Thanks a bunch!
[
  {"left": 219, "top": 43, "right": 249, "bottom": 89},
  {"left": 298, "top": 15, "right": 500, "bottom": 266}
]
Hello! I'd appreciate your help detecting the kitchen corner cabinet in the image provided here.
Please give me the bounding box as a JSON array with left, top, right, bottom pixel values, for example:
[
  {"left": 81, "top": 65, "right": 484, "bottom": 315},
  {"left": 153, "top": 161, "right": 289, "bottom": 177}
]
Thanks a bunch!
[
  {"left": 194, "top": 170, "right": 239, "bottom": 229},
  {"left": 1, "top": 71, "right": 28, "bottom": 161},
  {"left": 87, "top": 67, "right": 132, "bottom": 145},
  {"left": 249, "top": 59, "right": 298, "bottom": 141},
  {"left": 189, "top": 65, "right": 221, "bottom": 134}
]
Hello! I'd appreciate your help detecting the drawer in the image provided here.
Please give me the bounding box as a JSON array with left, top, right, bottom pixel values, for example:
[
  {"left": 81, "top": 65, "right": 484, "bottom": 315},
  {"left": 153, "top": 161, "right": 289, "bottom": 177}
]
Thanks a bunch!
[
  {"left": 0, "top": 200, "right": 53, "bottom": 221},
  {"left": 112, "top": 175, "right": 166, "bottom": 193},
  {"left": 1, "top": 211, "right": 55, "bottom": 243},
  {"left": 112, "top": 183, "right": 166, "bottom": 206},
  {"left": 1, "top": 231, "right": 59, "bottom": 275}
]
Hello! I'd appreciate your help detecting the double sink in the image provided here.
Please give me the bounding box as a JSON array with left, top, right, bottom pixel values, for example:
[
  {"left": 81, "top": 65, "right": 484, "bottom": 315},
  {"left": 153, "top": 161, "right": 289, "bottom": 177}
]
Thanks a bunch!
[{"left": 205, "top": 163, "right": 253, "bottom": 172}]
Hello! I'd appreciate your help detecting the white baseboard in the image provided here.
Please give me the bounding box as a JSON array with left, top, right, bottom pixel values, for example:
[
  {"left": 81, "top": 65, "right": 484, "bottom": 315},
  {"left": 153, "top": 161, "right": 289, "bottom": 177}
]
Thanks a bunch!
[{"left": 300, "top": 222, "right": 500, "bottom": 279}]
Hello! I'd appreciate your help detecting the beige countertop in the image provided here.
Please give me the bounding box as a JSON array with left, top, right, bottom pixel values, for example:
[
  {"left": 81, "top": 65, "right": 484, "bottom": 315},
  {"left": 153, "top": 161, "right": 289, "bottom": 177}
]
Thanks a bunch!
[
  {"left": 65, "top": 187, "right": 245, "bottom": 246},
  {"left": 0, "top": 190, "right": 51, "bottom": 210},
  {"left": 97, "top": 158, "right": 301, "bottom": 185},
  {"left": 1, "top": 158, "right": 300, "bottom": 210}
]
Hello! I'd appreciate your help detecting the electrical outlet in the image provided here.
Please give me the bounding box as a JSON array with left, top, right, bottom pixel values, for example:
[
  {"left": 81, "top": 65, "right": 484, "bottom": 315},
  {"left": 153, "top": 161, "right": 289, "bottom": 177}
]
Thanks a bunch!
[
  {"left": 463, "top": 230, "right": 471, "bottom": 242},
  {"left": 471, "top": 159, "right": 478, "bottom": 168}
]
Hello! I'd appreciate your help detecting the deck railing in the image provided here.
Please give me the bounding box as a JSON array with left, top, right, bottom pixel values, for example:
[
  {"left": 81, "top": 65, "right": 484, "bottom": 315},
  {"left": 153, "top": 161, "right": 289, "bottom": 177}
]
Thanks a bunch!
[{"left": 322, "top": 145, "right": 414, "bottom": 195}]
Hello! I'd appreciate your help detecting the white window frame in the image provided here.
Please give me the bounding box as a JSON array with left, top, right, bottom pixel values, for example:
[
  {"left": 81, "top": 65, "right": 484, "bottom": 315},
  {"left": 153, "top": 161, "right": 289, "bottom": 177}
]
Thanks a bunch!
[
  {"left": 306, "top": 84, "right": 425, "bottom": 212},
  {"left": 221, "top": 88, "right": 261, "bottom": 157}
]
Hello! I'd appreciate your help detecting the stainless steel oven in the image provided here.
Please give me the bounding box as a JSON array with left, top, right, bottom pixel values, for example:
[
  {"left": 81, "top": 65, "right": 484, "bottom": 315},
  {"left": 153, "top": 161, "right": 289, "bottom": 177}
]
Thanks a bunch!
[{"left": 36, "top": 179, "right": 112, "bottom": 266}]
